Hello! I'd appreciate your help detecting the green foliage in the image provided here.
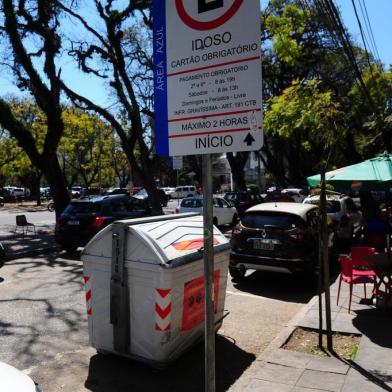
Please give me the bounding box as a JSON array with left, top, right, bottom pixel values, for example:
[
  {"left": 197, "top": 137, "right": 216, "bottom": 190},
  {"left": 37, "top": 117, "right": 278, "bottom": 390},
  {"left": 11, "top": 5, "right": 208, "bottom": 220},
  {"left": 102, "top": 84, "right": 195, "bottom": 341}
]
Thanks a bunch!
[
  {"left": 0, "top": 100, "right": 123, "bottom": 188},
  {"left": 266, "top": 5, "right": 308, "bottom": 65},
  {"left": 264, "top": 79, "right": 343, "bottom": 150},
  {"left": 59, "top": 107, "right": 117, "bottom": 187}
]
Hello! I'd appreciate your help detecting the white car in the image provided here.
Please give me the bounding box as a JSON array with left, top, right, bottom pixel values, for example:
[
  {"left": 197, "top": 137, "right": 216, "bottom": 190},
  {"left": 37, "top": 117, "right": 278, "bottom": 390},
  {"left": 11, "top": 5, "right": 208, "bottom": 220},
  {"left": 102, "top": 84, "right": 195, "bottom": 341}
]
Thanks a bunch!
[
  {"left": 303, "top": 193, "right": 362, "bottom": 232},
  {"left": 171, "top": 186, "right": 198, "bottom": 199},
  {"left": 161, "top": 187, "right": 176, "bottom": 199},
  {"left": 0, "top": 361, "right": 42, "bottom": 391},
  {"left": 4, "top": 186, "right": 29, "bottom": 198},
  {"left": 281, "top": 188, "right": 306, "bottom": 203},
  {"left": 177, "top": 196, "right": 238, "bottom": 226}
]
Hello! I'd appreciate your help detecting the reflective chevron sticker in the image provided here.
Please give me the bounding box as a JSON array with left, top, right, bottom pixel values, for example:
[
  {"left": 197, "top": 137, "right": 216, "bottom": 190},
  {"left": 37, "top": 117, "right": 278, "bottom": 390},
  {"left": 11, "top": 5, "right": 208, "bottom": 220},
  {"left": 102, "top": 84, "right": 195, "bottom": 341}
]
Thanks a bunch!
[
  {"left": 83, "top": 275, "right": 92, "bottom": 316},
  {"left": 155, "top": 288, "right": 172, "bottom": 331}
]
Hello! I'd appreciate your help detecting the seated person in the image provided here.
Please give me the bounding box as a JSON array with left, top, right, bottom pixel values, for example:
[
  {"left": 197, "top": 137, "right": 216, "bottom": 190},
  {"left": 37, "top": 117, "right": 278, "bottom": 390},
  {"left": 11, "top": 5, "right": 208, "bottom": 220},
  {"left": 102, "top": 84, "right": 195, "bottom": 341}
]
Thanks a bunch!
[{"left": 363, "top": 211, "right": 390, "bottom": 251}]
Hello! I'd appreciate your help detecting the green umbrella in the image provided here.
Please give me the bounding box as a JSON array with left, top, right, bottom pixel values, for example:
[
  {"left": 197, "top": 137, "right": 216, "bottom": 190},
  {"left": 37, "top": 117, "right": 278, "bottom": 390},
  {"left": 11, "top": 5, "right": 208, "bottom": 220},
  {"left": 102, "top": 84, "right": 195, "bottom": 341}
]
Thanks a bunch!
[{"left": 307, "top": 153, "right": 392, "bottom": 192}]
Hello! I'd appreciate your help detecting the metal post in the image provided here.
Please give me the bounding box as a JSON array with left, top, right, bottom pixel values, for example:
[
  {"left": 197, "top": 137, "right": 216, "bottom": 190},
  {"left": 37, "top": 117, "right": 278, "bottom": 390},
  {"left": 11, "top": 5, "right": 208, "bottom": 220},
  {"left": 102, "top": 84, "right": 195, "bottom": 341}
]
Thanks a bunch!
[
  {"left": 177, "top": 169, "right": 180, "bottom": 207},
  {"left": 202, "top": 154, "right": 215, "bottom": 392}
]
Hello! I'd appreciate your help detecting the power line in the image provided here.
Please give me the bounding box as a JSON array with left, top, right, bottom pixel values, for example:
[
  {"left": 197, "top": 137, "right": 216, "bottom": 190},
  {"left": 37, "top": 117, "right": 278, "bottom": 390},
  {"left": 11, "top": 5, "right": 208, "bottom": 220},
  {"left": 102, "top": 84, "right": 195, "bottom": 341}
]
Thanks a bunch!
[
  {"left": 351, "top": 0, "right": 373, "bottom": 70},
  {"left": 319, "top": 0, "right": 375, "bottom": 110},
  {"left": 358, "top": 0, "right": 381, "bottom": 63}
]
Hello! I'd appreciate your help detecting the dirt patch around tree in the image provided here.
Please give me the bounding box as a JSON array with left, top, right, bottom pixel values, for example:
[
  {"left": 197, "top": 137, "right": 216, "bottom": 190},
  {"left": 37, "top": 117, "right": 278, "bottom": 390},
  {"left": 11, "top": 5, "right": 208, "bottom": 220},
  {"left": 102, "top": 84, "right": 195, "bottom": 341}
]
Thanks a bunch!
[{"left": 282, "top": 327, "right": 361, "bottom": 360}]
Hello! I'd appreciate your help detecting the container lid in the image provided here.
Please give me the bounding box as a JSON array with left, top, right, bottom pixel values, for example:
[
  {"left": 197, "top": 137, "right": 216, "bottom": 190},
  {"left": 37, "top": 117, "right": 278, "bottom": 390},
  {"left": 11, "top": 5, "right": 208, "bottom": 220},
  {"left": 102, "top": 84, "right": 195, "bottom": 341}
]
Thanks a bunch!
[{"left": 82, "top": 214, "right": 230, "bottom": 266}]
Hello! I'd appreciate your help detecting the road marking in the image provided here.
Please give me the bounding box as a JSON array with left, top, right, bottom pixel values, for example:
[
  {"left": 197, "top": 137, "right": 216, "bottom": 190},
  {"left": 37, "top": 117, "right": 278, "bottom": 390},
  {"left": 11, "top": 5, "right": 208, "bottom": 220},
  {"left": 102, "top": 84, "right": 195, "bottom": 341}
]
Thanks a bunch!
[{"left": 226, "top": 290, "right": 268, "bottom": 301}]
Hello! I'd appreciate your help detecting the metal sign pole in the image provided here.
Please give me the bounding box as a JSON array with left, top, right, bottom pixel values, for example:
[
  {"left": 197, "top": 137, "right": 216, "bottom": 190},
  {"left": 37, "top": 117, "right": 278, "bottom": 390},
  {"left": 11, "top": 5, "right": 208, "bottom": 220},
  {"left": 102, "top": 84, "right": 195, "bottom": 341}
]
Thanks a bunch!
[{"left": 202, "top": 153, "right": 215, "bottom": 392}]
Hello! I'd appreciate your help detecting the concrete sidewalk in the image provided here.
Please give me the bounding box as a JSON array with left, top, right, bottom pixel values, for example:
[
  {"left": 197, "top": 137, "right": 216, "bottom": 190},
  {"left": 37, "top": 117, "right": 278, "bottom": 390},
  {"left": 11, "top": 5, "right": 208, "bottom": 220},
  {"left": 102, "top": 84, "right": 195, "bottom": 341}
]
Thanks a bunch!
[
  {"left": 0, "top": 223, "right": 58, "bottom": 261},
  {"left": 230, "top": 277, "right": 392, "bottom": 392}
]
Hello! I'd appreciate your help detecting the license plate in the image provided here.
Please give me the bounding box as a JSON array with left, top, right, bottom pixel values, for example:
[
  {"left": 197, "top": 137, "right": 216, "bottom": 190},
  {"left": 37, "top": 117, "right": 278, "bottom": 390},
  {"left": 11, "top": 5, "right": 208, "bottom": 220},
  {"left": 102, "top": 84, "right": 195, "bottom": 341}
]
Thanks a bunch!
[
  {"left": 68, "top": 220, "right": 80, "bottom": 225},
  {"left": 253, "top": 239, "right": 274, "bottom": 251}
]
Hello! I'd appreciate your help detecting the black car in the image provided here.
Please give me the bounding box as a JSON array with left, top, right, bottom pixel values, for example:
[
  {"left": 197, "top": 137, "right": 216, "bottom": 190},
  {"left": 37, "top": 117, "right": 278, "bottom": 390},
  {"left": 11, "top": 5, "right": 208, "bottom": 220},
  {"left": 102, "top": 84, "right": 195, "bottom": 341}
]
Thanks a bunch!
[
  {"left": 134, "top": 188, "right": 169, "bottom": 207},
  {"left": 55, "top": 195, "right": 153, "bottom": 252},
  {"left": 229, "top": 202, "right": 319, "bottom": 281},
  {"left": 223, "top": 192, "right": 263, "bottom": 216}
]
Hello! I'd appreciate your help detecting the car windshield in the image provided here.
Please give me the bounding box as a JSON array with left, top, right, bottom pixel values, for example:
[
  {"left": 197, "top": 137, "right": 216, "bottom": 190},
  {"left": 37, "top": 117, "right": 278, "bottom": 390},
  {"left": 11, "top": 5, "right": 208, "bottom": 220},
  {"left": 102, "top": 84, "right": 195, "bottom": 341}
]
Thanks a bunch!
[
  {"left": 181, "top": 198, "right": 202, "bottom": 208},
  {"left": 225, "top": 193, "right": 248, "bottom": 201},
  {"left": 241, "top": 212, "right": 302, "bottom": 230},
  {"left": 306, "top": 199, "right": 341, "bottom": 213},
  {"left": 64, "top": 202, "right": 101, "bottom": 214}
]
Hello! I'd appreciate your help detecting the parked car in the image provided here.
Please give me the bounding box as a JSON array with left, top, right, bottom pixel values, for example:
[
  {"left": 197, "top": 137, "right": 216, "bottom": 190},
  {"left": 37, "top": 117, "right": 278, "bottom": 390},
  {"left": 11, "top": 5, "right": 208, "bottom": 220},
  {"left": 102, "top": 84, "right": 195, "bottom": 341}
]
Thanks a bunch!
[
  {"left": 229, "top": 202, "right": 320, "bottom": 281},
  {"left": 69, "top": 186, "right": 84, "bottom": 198},
  {"left": 134, "top": 188, "right": 169, "bottom": 207},
  {"left": 3, "top": 186, "right": 30, "bottom": 199},
  {"left": 55, "top": 195, "right": 152, "bottom": 252},
  {"left": 263, "top": 190, "right": 295, "bottom": 203},
  {"left": 131, "top": 187, "right": 142, "bottom": 195},
  {"left": 223, "top": 191, "right": 263, "bottom": 216},
  {"left": 161, "top": 187, "right": 176, "bottom": 199},
  {"left": 281, "top": 188, "right": 307, "bottom": 203},
  {"left": 40, "top": 187, "right": 51, "bottom": 198},
  {"left": 303, "top": 193, "right": 362, "bottom": 233},
  {"left": 171, "top": 185, "right": 198, "bottom": 199},
  {"left": 176, "top": 196, "right": 238, "bottom": 226},
  {"left": 0, "top": 361, "right": 42, "bottom": 391},
  {"left": 105, "top": 187, "right": 130, "bottom": 196}
]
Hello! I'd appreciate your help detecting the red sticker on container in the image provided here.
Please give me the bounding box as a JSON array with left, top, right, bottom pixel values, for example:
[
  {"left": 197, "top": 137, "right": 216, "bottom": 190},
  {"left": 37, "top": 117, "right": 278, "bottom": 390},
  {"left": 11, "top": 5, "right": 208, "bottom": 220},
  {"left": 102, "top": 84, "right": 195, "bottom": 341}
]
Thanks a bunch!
[{"left": 181, "top": 270, "right": 220, "bottom": 331}]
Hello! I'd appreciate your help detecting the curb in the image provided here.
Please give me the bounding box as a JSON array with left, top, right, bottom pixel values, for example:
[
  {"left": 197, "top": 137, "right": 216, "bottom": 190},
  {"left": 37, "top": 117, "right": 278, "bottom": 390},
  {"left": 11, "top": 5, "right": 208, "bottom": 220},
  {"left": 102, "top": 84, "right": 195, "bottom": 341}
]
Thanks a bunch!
[{"left": 229, "top": 293, "right": 319, "bottom": 391}]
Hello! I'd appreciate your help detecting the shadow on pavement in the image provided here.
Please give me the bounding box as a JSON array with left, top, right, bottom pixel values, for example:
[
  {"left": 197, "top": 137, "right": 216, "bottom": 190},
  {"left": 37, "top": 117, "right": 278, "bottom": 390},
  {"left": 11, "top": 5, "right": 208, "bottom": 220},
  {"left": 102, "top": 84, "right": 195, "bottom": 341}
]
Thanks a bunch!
[
  {"left": 85, "top": 335, "right": 255, "bottom": 392},
  {"left": 232, "top": 271, "right": 316, "bottom": 304},
  {"left": 0, "top": 253, "right": 86, "bottom": 369},
  {"left": 352, "top": 308, "right": 392, "bottom": 349}
]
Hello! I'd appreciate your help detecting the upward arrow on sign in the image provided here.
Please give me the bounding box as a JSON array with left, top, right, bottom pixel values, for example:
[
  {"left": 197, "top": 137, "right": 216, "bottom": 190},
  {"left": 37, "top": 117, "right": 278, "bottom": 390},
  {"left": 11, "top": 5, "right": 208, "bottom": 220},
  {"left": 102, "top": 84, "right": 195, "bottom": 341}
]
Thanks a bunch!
[{"left": 243, "top": 133, "right": 255, "bottom": 146}]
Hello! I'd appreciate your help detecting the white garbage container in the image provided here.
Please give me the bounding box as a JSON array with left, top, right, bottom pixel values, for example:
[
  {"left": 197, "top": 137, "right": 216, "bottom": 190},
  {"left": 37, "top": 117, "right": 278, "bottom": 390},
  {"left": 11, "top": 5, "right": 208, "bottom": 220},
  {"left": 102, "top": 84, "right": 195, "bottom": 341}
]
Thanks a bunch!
[{"left": 81, "top": 213, "right": 230, "bottom": 366}]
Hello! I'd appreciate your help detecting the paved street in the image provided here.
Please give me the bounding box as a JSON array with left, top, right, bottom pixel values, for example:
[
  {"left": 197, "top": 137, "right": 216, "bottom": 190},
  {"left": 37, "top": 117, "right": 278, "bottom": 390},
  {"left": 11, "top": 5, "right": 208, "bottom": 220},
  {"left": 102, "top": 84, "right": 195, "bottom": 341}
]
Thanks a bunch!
[{"left": 0, "top": 250, "right": 314, "bottom": 392}]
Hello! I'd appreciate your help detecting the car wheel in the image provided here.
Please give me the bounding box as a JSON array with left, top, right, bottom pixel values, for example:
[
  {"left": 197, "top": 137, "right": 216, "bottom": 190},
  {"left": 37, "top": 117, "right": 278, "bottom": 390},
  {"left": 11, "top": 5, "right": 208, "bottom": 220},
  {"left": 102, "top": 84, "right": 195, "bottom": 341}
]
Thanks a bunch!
[
  {"left": 229, "top": 266, "right": 246, "bottom": 282},
  {"left": 231, "top": 213, "right": 238, "bottom": 225},
  {"left": 213, "top": 217, "right": 218, "bottom": 226}
]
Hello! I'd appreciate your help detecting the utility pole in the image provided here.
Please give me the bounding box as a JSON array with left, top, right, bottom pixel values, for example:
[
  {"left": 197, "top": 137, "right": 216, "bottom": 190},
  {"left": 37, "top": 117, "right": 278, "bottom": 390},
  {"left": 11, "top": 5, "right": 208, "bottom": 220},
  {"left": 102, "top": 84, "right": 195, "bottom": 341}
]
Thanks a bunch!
[{"left": 202, "top": 154, "right": 215, "bottom": 392}]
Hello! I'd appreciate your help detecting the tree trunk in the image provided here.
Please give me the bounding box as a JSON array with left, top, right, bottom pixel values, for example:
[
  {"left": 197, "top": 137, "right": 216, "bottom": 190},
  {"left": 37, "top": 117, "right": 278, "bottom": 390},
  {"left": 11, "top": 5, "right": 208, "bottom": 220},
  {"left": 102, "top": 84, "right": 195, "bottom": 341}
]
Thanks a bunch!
[
  {"left": 226, "top": 152, "right": 248, "bottom": 191},
  {"left": 320, "top": 169, "right": 333, "bottom": 351},
  {"left": 40, "top": 154, "right": 70, "bottom": 217}
]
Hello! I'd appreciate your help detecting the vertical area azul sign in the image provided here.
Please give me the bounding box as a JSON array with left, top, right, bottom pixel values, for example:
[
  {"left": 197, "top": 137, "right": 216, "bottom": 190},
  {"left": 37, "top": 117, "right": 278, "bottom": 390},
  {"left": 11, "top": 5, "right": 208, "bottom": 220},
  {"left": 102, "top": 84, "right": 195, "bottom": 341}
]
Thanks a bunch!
[
  {"left": 153, "top": 0, "right": 169, "bottom": 156},
  {"left": 153, "top": 0, "right": 263, "bottom": 157}
]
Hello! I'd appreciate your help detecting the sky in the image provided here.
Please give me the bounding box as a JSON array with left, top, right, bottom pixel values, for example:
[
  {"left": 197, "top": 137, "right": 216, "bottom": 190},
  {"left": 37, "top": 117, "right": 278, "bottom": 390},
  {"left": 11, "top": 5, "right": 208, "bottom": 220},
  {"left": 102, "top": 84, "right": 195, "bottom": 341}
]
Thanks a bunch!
[
  {"left": 335, "top": 0, "right": 392, "bottom": 68},
  {"left": 0, "top": 1, "right": 391, "bottom": 108}
]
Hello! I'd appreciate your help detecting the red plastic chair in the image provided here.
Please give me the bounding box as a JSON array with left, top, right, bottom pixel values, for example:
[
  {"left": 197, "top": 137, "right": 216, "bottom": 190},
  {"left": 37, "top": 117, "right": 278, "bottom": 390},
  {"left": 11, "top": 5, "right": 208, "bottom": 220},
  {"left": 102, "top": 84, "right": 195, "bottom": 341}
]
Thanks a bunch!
[
  {"left": 337, "top": 255, "right": 376, "bottom": 313},
  {"left": 351, "top": 246, "right": 377, "bottom": 298}
]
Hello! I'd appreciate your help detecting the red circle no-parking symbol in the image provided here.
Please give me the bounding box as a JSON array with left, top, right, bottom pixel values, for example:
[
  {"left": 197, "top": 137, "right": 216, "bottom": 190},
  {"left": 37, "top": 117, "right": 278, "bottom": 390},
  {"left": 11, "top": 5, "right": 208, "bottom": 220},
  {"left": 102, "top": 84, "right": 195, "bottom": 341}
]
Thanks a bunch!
[{"left": 175, "top": 0, "right": 244, "bottom": 31}]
